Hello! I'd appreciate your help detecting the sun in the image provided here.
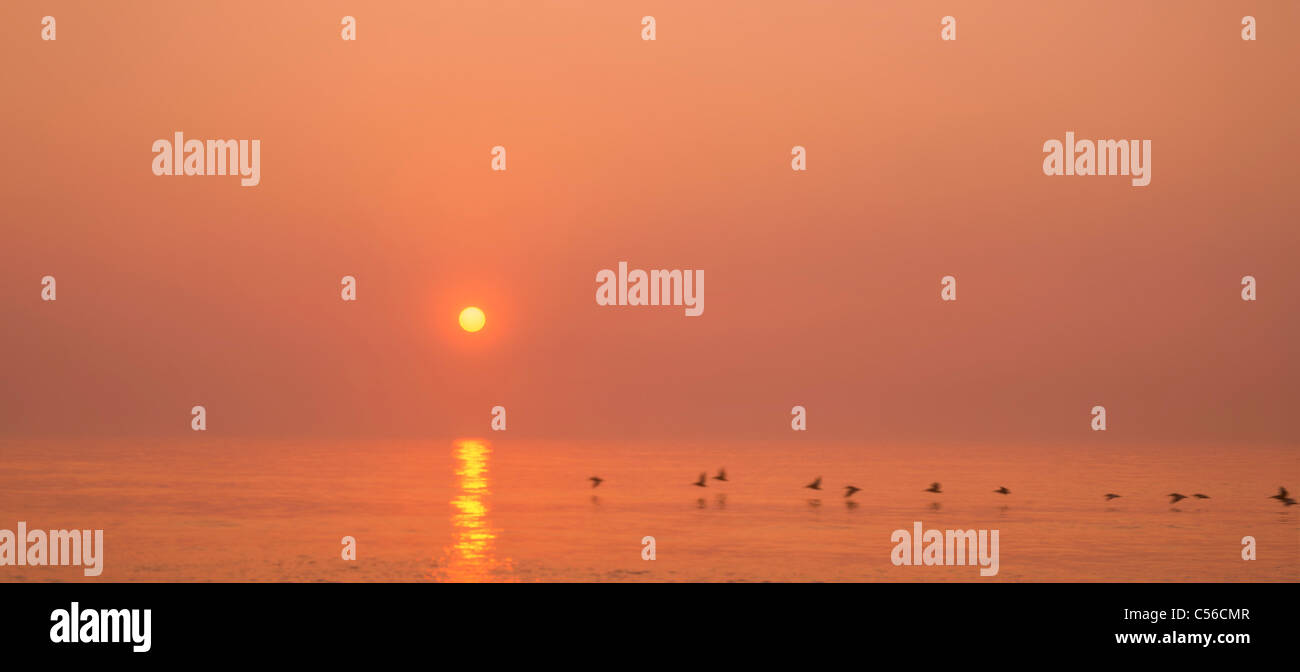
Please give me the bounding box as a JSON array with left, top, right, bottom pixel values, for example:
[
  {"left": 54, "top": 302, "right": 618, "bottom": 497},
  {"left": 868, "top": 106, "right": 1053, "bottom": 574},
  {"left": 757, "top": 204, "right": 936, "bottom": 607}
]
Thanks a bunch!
[{"left": 458, "top": 306, "right": 486, "bottom": 333}]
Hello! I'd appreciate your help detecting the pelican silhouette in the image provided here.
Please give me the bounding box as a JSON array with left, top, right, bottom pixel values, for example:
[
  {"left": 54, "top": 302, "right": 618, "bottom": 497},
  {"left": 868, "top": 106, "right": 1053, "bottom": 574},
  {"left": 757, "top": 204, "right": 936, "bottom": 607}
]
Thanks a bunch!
[
  {"left": 994, "top": 486, "right": 1010, "bottom": 495},
  {"left": 805, "top": 476, "right": 822, "bottom": 491},
  {"left": 924, "top": 482, "right": 942, "bottom": 494},
  {"left": 844, "top": 485, "right": 861, "bottom": 498},
  {"left": 1168, "top": 493, "right": 1188, "bottom": 504},
  {"left": 1269, "top": 486, "right": 1289, "bottom": 502},
  {"left": 712, "top": 468, "right": 728, "bottom": 482},
  {"left": 692, "top": 473, "right": 707, "bottom": 487},
  {"left": 1104, "top": 493, "right": 1121, "bottom": 500},
  {"left": 1192, "top": 493, "right": 1210, "bottom": 499},
  {"left": 589, "top": 476, "right": 603, "bottom": 488}
]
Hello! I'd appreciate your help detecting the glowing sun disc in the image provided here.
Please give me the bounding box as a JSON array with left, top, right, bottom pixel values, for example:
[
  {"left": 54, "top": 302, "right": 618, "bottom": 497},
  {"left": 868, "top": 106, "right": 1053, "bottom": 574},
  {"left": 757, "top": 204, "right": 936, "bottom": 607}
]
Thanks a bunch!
[{"left": 459, "top": 306, "right": 486, "bottom": 333}]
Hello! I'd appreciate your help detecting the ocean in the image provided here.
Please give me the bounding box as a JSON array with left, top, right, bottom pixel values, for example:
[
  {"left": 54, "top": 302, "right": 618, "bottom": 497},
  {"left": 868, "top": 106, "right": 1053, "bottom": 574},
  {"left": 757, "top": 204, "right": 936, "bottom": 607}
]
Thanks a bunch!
[{"left": 1, "top": 438, "right": 1295, "bottom": 582}]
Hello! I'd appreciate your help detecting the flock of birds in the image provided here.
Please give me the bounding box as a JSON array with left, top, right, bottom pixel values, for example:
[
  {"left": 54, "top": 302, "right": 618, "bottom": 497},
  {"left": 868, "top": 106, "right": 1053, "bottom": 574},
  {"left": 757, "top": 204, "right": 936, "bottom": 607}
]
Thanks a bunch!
[{"left": 586, "top": 472, "right": 1298, "bottom": 509}]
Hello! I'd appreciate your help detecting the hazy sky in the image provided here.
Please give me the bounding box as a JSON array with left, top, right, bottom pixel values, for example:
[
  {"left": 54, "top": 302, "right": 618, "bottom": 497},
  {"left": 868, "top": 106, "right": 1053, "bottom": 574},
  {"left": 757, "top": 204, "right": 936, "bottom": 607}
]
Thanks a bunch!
[{"left": 2, "top": 1, "right": 1297, "bottom": 442}]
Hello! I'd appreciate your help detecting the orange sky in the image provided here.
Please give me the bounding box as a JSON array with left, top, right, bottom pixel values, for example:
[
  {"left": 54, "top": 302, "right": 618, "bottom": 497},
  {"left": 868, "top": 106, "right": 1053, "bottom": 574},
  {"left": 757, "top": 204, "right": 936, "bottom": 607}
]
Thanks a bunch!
[{"left": 2, "top": 1, "right": 1297, "bottom": 442}]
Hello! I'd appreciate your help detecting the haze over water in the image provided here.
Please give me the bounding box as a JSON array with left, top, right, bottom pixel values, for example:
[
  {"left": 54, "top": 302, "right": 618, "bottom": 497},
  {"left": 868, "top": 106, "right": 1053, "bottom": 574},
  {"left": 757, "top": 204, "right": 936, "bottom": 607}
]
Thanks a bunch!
[
  {"left": 2, "top": 438, "right": 1294, "bottom": 582},
  {"left": 2, "top": 3, "right": 1296, "bottom": 585}
]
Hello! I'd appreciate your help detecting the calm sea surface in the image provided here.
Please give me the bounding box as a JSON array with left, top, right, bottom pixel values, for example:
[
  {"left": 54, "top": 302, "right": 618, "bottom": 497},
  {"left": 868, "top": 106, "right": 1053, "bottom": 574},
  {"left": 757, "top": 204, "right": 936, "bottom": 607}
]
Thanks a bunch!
[{"left": 1, "top": 438, "right": 1296, "bottom": 582}]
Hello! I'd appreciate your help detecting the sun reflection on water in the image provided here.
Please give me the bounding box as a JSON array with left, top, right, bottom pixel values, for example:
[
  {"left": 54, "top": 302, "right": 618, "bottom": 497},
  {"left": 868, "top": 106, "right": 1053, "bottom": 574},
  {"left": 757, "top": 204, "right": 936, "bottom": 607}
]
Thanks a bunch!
[{"left": 433, "top": 438, "right": 514, "bottom": 582}]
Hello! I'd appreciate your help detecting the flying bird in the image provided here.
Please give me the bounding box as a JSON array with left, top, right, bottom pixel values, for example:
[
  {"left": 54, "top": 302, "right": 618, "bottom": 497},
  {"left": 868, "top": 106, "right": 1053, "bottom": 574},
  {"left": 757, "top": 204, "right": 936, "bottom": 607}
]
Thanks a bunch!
[
  {"left": 1168, "top": 493, "right": 1188, "bottom": 504},
  {"left": 692, "top": 473, "right": 707, "bottom": 487},
  {"left": 1269, "top": 486, "right": 1289, "bottom": 501},
  {"left": 924, "top": 482, "right": 942, "bottom": 494},
  {"left": 1283, "top": 498, "right": 1298, "bottom": 507},
  {"left": 844, "top": 485, "right": 861, "bottom": 498},
  {"left": 1104, "top": 493, "right": 1121, "bottom": 500},
  {"left": 1193, "top": 493, "right": 1210, "bottom": 499},
  {"left": 805, "top": 476, "right": 822, "bottom": 491},
  {"left": 712, "top": 468, "right": 728, "bottom": 482},
  {"left": 589, "top": 476, "right": 603, "bottom": 488},
  {"left": 994, "top": 486, "right": 1010, "bottom": 495}
]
